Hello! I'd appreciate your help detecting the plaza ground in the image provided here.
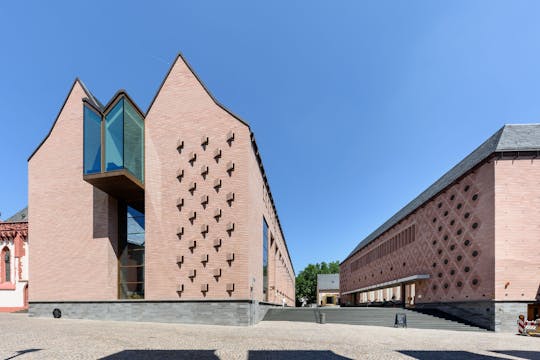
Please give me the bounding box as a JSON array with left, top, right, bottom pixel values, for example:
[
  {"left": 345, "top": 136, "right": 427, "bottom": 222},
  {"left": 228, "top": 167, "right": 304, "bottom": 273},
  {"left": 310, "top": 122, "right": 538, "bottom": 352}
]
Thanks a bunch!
[{"left": 1, "top": 314, "right": 540, "bottom": 359}]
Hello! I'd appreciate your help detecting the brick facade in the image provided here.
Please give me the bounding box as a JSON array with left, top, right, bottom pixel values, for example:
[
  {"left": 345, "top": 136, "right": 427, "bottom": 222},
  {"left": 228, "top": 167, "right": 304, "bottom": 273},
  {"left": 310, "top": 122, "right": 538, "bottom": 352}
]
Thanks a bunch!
[
  {"left": 341, "top": 161, "right": 496, "bottom": 304},
  {"left": 340, "top": 125, "right": 540, "bottom": 331},
  {"left": 494, "top": 158, "right": 540, "bottom": 301},
  {"left": 28, "top": 54, "right": 294, "bottom": 321}
]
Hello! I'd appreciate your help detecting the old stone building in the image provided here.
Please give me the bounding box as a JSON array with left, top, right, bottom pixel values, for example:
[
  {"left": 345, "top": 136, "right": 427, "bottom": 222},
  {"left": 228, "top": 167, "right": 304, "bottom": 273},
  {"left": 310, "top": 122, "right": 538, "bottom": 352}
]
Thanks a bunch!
[{"left": 0, "top": 208, "right": 28, "bottom": 312}]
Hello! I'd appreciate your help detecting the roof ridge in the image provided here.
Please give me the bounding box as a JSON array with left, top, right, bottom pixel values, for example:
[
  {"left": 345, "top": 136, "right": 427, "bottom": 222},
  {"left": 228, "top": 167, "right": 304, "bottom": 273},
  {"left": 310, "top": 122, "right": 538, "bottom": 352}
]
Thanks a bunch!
[
  {"left": 145, "top": 52, "right": 250, "bottom": 127},
  {"left": 28, "top": 79, "right": 84, "bottom": 161},
  {"left": 342, "top": 124, "right": 539, "bottom": 263},
  {"left": 77, "top": 78, "right": 103, "bottom": 109}
]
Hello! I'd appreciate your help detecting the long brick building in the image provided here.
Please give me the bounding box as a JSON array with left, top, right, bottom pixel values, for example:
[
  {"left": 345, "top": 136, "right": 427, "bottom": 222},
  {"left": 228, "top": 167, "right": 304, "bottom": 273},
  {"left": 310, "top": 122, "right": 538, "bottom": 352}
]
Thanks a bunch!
[
  {"left": 28, "top": 53, "right": 295, "bottom": 325},
  {"left": 340, "top": 124, "right": 540, "bottom": 332}
]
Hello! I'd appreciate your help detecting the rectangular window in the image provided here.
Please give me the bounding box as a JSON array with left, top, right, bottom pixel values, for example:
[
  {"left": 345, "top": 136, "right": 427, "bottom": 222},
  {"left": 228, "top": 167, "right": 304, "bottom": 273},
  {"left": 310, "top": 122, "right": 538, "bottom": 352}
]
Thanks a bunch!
[
  {"left": 123, "top": 100, "right": 144, "bottom": 182},
  {"left": 263, "top": 218, "right": 269, "bottom": 302},
  {"left": 119, "top": 205, "right": 145, "bottom": 299},
  {"left": 83, "top": 106, "right": 102, "bottom": 174},
  {"left": 105, "top": 99, "right": 124, "bottom": 172}
]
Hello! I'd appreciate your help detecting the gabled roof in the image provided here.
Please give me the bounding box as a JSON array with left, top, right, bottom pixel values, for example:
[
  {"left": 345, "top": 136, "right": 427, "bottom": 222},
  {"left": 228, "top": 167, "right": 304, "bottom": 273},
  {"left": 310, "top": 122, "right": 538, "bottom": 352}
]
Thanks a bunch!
[
  {"left": 317, "top": 273, "right": 340, "bottom": 290},
  {"left": 146, "top": 53, "right": 249, "bottom": 127},
  {"left": 150, "top": 53, "right": 293, "bottom": 275},
  {"left": 5, "top": 207, "right": 28, "bottom": 223},
  {"left": 343, "top": 124, "right": 540, "bottom": 263},
  {"left": 27, "top": 52, "right": 294, "bottom": 275},
  {"left": 28, "top": 78, "right": 100, "bottom": 161}
]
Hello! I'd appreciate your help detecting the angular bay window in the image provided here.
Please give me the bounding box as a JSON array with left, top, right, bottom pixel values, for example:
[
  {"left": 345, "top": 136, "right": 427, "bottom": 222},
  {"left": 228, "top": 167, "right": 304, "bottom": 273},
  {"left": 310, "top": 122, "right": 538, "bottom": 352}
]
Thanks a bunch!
[
  {"left": 119, "top": 206, "right": 145, "bottom": 299},
  {"left": 263, "top": 218, "right": 269, "bottom": 302},
  {"left": 105, "top": 99, "right": 124, "bottom": 172},
  {"left": 83, "top": 106, "right": 102, "bottom": 174},
  {"left": 83, "top": 94, "right": 145, "bottom": 210},
  {"left": 83, "top": 95, "right": 144, "bottom": 183},
  {"left": 123, "top": 100, "right": 144, "bottom": 182}
]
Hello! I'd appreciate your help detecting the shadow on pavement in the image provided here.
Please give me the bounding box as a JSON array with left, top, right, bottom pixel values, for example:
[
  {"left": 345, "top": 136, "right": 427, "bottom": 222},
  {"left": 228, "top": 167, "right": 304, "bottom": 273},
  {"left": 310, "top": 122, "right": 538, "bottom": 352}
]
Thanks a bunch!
[
  {"left": 248, "top": 350, "right": 351, "bottom": 359},
  {"left": 491, "top": 350, "right": 540, "bottom": 360},
  {"left": 100, "top": 350, "right": 218, "bottom": 359},
  {"left": 398, "top": 350, "right": 506, "bottom": 360},
  {"left": 5, "top": 349, "right": 42, "bottom": 360},
  {"left": 100, "top": 350, "right": 351, "bottom": 359}
]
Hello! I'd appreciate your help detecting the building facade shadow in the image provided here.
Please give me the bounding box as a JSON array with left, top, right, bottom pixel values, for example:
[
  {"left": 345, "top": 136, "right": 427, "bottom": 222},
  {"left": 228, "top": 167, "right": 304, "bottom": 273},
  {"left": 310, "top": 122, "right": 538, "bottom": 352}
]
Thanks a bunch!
[
  {"left": 99, "top": 350, "right": 351, "bottom": 359},
  {"left": 248, "top": 350, "right": 351, "bottom": 359},
  {"left": 5, "top": 349, "right": 42, "bottom": 360},
  {"left": 491, "top": 350, "right": 540, "bottom": 360},
  {"left": 398, "top": 350, "right": 509, "bottom": 360},
  {"left": 99, "top": 350, "right": 219, "bottom": 359}
]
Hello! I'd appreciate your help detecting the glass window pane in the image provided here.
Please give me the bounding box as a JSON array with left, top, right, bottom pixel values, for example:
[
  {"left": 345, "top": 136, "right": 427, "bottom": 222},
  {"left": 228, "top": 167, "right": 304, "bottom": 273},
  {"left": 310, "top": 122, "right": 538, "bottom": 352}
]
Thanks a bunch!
[
  {"left": 105, "top": 99, "right": 124, "bottom": 171},
  {"left": 127, "top": 206, "right": 145, "bottom": 246},
  {"left": 119, "top": 266, "right": 144, "bottom": 284},
  {"left": 123, "top": 100, "right": 144, "bottom": 182},
  {"left": 83, "top": 106, "right": 101, "bottom": 174},
  {"left": 119, "top": 206, "right": 145, "bottom": 299},
  {"left": 119, "top": 282, "right": 144, "bottom": 299},
  {"left": 4, "top": 250, "right": 10, "bottom": 283},
  {"left": 263, "top": 218, "right": 269, "bottom": 301}
]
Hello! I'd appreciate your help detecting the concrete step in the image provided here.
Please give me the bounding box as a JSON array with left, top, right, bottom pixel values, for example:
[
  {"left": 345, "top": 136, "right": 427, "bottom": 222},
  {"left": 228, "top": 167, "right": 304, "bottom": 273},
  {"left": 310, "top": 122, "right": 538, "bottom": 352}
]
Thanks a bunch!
[{"left": 263, "top": 308, "right": 487, "bottom": 332}]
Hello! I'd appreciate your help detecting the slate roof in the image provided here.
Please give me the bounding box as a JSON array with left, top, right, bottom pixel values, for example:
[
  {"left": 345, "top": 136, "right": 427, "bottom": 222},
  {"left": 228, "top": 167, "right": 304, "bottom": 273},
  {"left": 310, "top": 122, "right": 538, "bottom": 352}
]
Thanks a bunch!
[
  {"left": 5, "top": 207, "right": 28, "bottom": 223},
  {"left": 317, "top": 273, "right": 340, "bottom": 291},
  {"left": 344, "top": 124, "right": 540, "bottom": 263}
]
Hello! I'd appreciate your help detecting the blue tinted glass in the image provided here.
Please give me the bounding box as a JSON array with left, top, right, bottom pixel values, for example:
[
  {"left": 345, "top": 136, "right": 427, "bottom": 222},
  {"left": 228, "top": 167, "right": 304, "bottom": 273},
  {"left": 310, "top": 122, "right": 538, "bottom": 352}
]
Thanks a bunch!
[
  {"left": 123, "top": 100, "right": 144, "bottom": 182},
  {"left": 120, "top": 206, "right": 145, "bottom": 299},
  {"left": 105, "top": 99, "right": 124, "bottom": 171},
  {"left": 263, "top": 218, "right": 269, "bottom": 300},
  {"left": 83, "top": 106, "right": 101, "bottom": 174},
  {"left": 127, "top": 206, "right": 145, "bottom": 246}
]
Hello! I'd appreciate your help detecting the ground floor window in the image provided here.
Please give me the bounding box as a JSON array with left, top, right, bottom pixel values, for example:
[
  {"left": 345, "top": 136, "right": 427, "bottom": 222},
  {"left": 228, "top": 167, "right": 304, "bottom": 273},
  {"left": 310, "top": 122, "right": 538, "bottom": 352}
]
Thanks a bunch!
[
  {"left": 326, "top": 296, "right": 334, "bottom": 304},
  {"left": 118, "top": 206, "right": 145, "bottom": 299},
  {"left": 1, "top": 247, "right": 10, "bottom": 283}
]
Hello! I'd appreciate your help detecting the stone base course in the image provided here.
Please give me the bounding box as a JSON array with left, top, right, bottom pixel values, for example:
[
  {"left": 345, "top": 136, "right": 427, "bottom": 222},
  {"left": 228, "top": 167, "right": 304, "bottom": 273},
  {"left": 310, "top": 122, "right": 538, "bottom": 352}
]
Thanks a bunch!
[
  {"left": 415, "top": 301, "right": 529, "bottom": 332},
  {"left": 29, "top": 300, "right": 279, "bottom": 326}
]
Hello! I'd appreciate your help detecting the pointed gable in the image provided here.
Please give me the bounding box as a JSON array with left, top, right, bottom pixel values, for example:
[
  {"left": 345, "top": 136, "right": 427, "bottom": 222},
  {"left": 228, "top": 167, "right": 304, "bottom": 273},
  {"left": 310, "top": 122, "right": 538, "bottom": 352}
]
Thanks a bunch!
[
  {"left": 28, "top": 79, "right": 99, "bottom": 161},
  {"left": 146, "top": 53, "right": 248, "bottom": 127}
]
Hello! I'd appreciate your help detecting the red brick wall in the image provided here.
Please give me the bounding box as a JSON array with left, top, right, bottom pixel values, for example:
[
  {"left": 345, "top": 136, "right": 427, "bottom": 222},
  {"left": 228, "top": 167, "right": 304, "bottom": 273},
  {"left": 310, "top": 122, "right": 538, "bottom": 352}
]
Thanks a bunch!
[
  {"left": 28, "top": 58, "right": 295, "bottom": 304},
  {"left": 341, "top": 161, "right": 496, "bottom": 304},
  {"left": 28, "top": 82, "right": 119, "bottom": 301},
  {"left": 144, "top": 56, "right": 295, "bottom": 303},
  {"left": 494, "top": 158, "right": 540, "bottom": 301},
  {"left": 246, "top": 146, "right": 295, "bottom": 304}
]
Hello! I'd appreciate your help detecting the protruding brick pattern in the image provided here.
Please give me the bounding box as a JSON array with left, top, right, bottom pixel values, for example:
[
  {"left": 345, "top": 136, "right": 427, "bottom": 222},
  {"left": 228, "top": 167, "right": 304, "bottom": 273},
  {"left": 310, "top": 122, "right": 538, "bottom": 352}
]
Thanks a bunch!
[
  {"left": 29, "top": 55, "right": 295, "bottom": 308},
  {"left": 341, "top": 161, "right": 495, "bottom": 304}
]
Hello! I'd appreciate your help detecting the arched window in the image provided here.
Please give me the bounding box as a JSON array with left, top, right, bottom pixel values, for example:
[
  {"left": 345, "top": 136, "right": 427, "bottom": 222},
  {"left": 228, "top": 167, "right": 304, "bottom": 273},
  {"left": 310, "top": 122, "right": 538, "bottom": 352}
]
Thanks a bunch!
[{"left": 1, "top": 247, "right": 10, "bottom": 283}]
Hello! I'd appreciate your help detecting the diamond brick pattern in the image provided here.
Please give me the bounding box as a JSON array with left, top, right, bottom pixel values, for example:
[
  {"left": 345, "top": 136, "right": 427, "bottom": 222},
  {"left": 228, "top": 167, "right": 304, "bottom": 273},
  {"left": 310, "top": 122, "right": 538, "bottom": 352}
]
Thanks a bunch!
[{"left": 341, "top": 162, "right": 495, "bottom": 305}]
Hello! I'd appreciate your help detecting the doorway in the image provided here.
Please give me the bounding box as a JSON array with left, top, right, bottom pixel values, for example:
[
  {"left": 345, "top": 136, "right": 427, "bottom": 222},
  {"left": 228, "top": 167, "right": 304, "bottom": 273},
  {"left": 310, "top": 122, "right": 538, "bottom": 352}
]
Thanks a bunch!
[
  {"left": 528, "top": 303, "right": 540, "bottom": 321},
  {"left": 404, "top": 283, "right": 416, "bottom": 308}
]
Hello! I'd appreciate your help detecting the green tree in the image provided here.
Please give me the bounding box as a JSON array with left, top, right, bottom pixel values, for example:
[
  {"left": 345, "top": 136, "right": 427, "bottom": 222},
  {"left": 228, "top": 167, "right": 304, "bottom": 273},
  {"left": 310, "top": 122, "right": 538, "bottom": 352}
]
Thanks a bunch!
[{"left": 295, "top": 261, "right": 340, "bottom": 305}]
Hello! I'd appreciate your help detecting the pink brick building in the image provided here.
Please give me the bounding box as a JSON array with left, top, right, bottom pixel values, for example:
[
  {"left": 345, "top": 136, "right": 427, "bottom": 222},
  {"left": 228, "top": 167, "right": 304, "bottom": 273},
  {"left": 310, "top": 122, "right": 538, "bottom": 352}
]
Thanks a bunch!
[
  {"left": 340, "top": 124, "right": 540, "bottom": 332},
  {"left": 28, "top": 53, "right": 295, "bottom": 325}
]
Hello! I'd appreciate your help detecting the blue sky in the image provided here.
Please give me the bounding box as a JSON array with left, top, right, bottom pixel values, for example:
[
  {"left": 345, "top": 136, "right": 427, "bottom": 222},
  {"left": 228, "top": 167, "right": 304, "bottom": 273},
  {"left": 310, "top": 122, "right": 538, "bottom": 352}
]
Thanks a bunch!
[{"left": 1, "top": 1, "right": 540, "bottom": 273}]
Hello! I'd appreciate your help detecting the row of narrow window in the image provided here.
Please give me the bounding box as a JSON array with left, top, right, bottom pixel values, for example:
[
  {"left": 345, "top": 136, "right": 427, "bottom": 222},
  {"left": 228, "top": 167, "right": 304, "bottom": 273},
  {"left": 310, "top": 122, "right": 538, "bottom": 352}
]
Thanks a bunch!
[{"left": 350, "top": 224, "right": 416, "bottom": 272}]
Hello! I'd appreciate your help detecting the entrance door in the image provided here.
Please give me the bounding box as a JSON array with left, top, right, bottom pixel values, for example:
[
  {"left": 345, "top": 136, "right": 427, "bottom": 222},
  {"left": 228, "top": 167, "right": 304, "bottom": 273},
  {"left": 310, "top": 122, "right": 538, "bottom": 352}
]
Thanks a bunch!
[
  {"left": 528, "top": 303, "right": 540, "bottom": 321},
  {"left": 404, "top": 283, "right": 416, "bottom": 308}
]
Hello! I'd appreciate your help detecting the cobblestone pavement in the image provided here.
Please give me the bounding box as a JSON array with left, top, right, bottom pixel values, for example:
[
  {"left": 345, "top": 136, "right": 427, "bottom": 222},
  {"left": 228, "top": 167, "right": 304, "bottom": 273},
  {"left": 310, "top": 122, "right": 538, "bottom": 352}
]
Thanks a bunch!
[{"left": 1, "top": 313, "right": 540, "bottom": 359}]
